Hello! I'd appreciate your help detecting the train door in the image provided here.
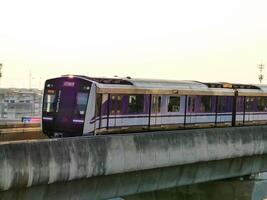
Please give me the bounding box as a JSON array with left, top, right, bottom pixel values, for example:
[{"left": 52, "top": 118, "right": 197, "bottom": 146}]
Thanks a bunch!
[
  {"left": 109, "top": 95, "right": 123, "bottom": 128},
  {"left": 217, "top": 96, "right": 224, "bottom": 124},
  {"left": 150, "top": 95, "right": 162, "bottom": 126},
  {"left": 186, "top": 96, "right": 196, "bottom": 125},
  {"left": 95, "top": 94, "right": 102, "bottom": 130},
  {"left": 235, "top": 96, "right": 245, "bottom": 125}
]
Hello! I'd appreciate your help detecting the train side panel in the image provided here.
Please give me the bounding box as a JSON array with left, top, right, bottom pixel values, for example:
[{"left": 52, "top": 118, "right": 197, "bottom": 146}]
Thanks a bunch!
[{"left": 93, "top": 94, "right": 237, "bottom": 134}]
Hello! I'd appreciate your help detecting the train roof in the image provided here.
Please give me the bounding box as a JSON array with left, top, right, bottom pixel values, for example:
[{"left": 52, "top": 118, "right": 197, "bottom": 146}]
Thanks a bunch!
[
  {"left": 60, "top": 75, "right": 267, "bottom": 96},
  {"left": 76, "top": 76, "right": 235, "bottom": 96},
  {"left": 238, "top": 85, "right": 267, "bottom": 96}
]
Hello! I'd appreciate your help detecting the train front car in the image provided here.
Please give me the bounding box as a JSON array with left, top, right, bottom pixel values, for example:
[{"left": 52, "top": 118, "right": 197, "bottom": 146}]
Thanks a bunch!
[{"left": 42, "top": 76, "right": 95, "bottom": 137}]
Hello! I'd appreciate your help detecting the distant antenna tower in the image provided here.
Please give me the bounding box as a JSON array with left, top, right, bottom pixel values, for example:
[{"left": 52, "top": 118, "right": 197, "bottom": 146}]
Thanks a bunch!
[{"left": 258, "top": 63, "right": 265, "bottom": 84}]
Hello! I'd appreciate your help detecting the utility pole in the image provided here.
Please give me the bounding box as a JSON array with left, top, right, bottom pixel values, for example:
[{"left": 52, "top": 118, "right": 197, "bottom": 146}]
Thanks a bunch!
[
  {"left": 0, "top": 64, "right": 3, "bottom": 87},
  {"left": 258, "top": 63, "right": 265, "bottom": 84},
  {"left": 29, "top": 70, "right": 32, "bottom": 89}
]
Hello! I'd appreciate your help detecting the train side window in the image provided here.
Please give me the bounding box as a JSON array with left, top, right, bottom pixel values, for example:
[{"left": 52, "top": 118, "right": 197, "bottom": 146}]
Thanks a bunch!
[
  {"left": 218, "top": 96, "right": 233, "bottom": 113},
  {"left": 75, "top": 92, "right": 89, "bottom": 116},
  {"left": 168, "top": 96, "right": 180, "bottom": 112},
  {"left": 246, "top": 97, "right": 256, "bottom": 112},
  {"left": 128, "top": 95, "right": 144, "bottom": 114},
  {"left": 257, "top": 97, "right": 267, "bottom": 111},
  {"left": 218, "top": 97, "right": 226, "bottom": 113},
  {"left": 43, "top": 90, "right": 56, "bottom": 113},
  {"left": 152, "top": 96, "right": 161, "bottom": 113},
  {"left": 201, "top": 96, "right": 212, "bottom": 112},
  {"left": 236, "top": 97, "right": 244, "bottom": 112}
]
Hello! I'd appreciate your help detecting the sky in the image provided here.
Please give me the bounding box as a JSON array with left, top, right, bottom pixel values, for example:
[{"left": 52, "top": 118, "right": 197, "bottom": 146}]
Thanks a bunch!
[{"left": 0, "top": 0, "right": 267, "bottom": 89}]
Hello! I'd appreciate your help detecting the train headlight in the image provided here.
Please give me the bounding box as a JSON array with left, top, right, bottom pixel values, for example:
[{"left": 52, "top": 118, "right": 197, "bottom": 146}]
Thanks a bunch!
[{"left": 73, "top": 119, "right": 84, "bottom": 123}]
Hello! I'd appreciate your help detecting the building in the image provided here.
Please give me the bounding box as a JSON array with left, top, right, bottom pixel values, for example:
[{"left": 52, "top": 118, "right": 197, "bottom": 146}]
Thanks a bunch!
[{"left": 0, "top": 88, "right": 42, "bottom": 121}]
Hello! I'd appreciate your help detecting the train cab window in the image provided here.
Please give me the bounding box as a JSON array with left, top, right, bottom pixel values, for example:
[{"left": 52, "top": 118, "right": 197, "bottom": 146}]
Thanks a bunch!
[
  {"left": 43, "top": 90, "right": 56, "bottom": 113},
  {"left": 168, "top": 96, "right": 180, "bottom": 112},
  {"left": 152, "top": 96, "right": 161, "bottom": 113},
  {"left": 128, "top": 95, "right": 144, "bottom": 114},
  {"left": 74, "top": 92, "right": 89, "bottom": 116},
  {"left": 200, "top": 96, "right": 212, "bottom": 112}
]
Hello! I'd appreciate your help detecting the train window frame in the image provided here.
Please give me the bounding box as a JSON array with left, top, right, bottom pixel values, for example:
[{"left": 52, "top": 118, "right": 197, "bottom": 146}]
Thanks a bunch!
[
  {"left": 128, "top": 94, "right": 144, "bottom": 114},
  {"left": 43, "top": 90, "right": 56, "bottom": 113},
  {"left": 168, "top": 96, "right": 180, "bottom": 112}
]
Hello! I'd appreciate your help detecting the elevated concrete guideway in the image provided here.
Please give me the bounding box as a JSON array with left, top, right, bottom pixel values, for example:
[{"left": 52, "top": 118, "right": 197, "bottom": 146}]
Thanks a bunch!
[{"left": 1, "top": 126, "right": 267, "bottom": 199}]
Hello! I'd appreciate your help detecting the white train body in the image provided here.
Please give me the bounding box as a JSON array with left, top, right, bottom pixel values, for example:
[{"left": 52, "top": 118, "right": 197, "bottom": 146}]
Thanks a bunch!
[{"left": 42, "top": 75, "right": 267, "bottom": 137}]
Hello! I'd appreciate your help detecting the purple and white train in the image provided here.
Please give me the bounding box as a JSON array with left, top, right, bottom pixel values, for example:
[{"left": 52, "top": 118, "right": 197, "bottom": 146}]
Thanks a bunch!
[{"left": 42, "top": 75, "right": 267, "bottom": 137}]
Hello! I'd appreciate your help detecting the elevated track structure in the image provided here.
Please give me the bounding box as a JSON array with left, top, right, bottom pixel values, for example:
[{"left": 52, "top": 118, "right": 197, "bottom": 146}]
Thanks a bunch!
[{"left": 1, "top": 126, "right": 267, "bottom": 199}]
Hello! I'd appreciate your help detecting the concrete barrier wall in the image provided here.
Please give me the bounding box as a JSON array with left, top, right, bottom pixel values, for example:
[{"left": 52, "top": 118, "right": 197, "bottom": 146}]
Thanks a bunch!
[
  {"left": 0, "top": 126, "right": 267, "bottom": 191},
  {"left": 2, "top": 156, "right": 267, "bottom": 200}
]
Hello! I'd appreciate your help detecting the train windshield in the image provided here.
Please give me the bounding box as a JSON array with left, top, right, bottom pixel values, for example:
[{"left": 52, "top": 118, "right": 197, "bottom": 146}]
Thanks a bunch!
[
  {"left": 43, "top": 90, "right": 56, "bottom": 112},
  {"left": 75, "top": 92, "right": 89, "bottom": 116}
]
